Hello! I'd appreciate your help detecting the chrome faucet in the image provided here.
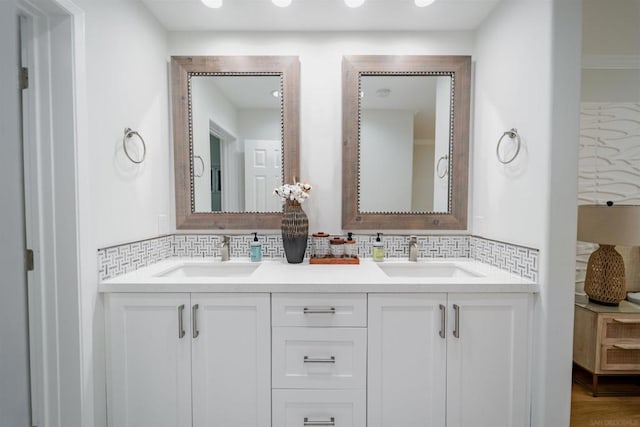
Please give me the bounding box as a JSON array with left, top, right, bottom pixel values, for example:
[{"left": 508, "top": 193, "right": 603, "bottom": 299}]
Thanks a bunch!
[
  {"left": 220, "top": 236, "right": 230, "bottom": 261},
  {"left": 408, "top": 236, "right": 418, "bottom": 262}
]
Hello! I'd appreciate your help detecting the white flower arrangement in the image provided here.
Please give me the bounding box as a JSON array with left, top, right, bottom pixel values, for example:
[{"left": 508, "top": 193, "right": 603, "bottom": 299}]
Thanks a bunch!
[{"left": 274, "top": 182, "right": 312, "bottom": 204}]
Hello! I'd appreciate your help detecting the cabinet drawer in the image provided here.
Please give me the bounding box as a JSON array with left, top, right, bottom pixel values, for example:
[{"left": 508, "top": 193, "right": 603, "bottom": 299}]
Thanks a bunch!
[
  {"left": 272, "top": 294, "right": 367, "bottom": 327},
  {"left": 273, "top": 327, "right": 366, "bottom": 389},
  {"left": 601, "top": 315, "right": 640, "bottom": 342},
  {"left": 600, "top": 344, "right": 640, "bottom": 371},
  {"left": 272, "top": 389, "right": 365, "bottom": 427}
]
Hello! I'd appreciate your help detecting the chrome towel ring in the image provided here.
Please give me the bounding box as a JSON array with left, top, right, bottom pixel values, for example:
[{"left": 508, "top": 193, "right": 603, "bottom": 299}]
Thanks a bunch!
[
  {"left": 123, "top": 127, "right": 146, "bottom": 164},
  {"left": 436, "top": 154, "right": 449, "bottom": 178},
  {"left": 193, "top": 155, "right": 205, "bottom": 178},
  {"left": 496, "top": 128, "right": 521, "bottom": 164}
]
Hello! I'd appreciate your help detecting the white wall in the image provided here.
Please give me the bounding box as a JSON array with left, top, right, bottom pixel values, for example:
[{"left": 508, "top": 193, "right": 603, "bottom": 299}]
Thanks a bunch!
[
  {"left": 433, "top": 76, "right": 451, "bottom": 212},
  {"left": 412, "top": 143, "right": 435, "bottom": 211},
  {"left": 360, "top": 109, "right": 414, "bottom": 212},
  {"left": 191, "top": 77, "right": 239, "bottom": 211},
  {"left": 474, "top": 1, "right": 581, "bottom": 426},
  {"left": 472, "top": 1, "right": 553, "bottom": 249},
  {"left": 78, "top": 0, "right": 170, "bottom": 247},
  {"left": 73, "top": 2, "right": 170, "bottom": 426},
  {"left": 168, "top": 31, "right": 475, "bottom": 233}
]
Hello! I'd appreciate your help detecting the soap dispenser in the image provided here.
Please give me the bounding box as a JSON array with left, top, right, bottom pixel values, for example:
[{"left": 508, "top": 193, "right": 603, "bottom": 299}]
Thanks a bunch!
[
  {"left": 250, "top": 232, "right": 262, "bottom": 262},
  {"left": 372, "top": 232, "right": 384, "bottom": 262}
]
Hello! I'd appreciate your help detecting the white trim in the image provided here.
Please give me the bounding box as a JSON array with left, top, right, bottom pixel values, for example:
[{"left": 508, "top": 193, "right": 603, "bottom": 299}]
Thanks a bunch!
[
  {"left": 582, "top": 54, "right": 640, "bottom": 70},
  {"left": 17, "top": 0, "right": 89, "bottom": 426},
  {"left": 209, "top": 119, "right": 237, "bottom": 211}
]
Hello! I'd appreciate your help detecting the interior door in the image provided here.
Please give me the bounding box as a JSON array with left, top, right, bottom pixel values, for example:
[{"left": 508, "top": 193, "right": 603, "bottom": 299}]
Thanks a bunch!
[
  {"left": 210, "top": 133, "right": 222, "bottom": 211},
  {"left": 244, "top": 139, "right": 281, "bottom": 212},
  {"left": 0, "top": 13, "right": 34, "bottom": 426}
]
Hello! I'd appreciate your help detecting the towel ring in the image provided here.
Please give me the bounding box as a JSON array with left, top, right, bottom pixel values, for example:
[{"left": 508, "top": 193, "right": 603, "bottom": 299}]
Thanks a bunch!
[
  {"left": 436, "top": 154, "right": 449, "bottom": 178},
  {"left": 496, "top": 128, "right": 521, "bottom": 164},
  {"left": 123, "top": 128, "right": 146, "bottom": 164},
  {"left": 193, "top": 155, "right": 205, "bottom": 178}
]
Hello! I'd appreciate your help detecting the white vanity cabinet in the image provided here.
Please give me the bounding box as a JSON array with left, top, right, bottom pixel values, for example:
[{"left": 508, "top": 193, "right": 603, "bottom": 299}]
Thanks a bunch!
[
  {"left": 106, "top": 293, "right": 271, "bottom": 427},
  {"left": 368, "top": 293, "right": 532, "bottom": 427},
  {"left": 271, "top": 294, "right": 367, "bottom": 427}
]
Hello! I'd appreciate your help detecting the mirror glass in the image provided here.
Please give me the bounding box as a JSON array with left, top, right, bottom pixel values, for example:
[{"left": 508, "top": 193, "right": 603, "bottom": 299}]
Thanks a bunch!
[
  {"left": 190, "top": 75, "right": 282, "bottom": 213},
  {"left": 359, "top": 75, "right": 452, "bottom": 213},
  {"left": 342, "top": 55, "right": 470, "bottom": 230},
  {"left": 171, "top": 56, "right": 299, "bottom": 230}
]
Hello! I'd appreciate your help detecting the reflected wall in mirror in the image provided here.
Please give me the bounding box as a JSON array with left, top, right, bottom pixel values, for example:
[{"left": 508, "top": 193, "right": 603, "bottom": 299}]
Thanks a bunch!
[
  {"left": 359, "top": 75, "right": 452, "bottom": 213},
  {"left": 342, "top": 55, "right": 471, "bottom": 230},
  {"left": 171, "top": 56, "right": 300, "bottom": 229},
  {"left": 191, "top": 75, "right": 282, "bottom": 213}
]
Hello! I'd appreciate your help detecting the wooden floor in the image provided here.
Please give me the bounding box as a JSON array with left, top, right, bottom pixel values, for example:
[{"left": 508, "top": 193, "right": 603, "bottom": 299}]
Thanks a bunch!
[{"left": 571, "top": 376, "right": 640, "bottom": 426}]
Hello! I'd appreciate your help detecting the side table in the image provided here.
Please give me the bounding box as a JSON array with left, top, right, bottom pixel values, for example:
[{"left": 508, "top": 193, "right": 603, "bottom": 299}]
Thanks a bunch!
[{"left": 573, "top": 300, "right": 640, "bottom": 396}]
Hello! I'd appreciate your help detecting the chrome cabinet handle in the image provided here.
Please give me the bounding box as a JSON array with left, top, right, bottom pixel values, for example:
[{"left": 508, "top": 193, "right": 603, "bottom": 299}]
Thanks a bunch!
[
  {"left": 439, "top": 304, "right": 446, "bottom": 339},
  {"left": 192, "top": 304, "right": 199, "bottom": 339},
  {"left": 303, "top": 307, "right": 336, "bottom": 315},
  {"left": 453, "top": 304, "right": 460, "bottom": 338},
  {"left": 178, "top": 304, "right": 185, "bottom": 339},
  {"left": 303, "top": 356, "right": 336, "bottom": 364},
  {"left": 304, "top": 417, "right": 335, "bottom": 426}
]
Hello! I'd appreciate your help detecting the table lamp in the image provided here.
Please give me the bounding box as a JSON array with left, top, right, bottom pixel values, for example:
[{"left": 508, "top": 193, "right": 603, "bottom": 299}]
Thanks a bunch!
[{"left": 577, "top": 203, "right": 640, "bottom": 305}]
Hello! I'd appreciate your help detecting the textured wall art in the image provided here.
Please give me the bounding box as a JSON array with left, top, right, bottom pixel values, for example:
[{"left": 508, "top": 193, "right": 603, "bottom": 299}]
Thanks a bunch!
[{"left": 576, "top": 102, "right": 640, "bottom": 292}]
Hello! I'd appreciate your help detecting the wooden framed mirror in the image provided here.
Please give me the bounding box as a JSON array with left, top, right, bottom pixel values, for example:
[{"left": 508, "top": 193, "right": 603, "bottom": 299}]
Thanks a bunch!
[
  {"left": 342, "top": 55, "right": 471, "bottom": 230},
  {"left": 171, "top": 56, "right": 300, "bottom": 229}
]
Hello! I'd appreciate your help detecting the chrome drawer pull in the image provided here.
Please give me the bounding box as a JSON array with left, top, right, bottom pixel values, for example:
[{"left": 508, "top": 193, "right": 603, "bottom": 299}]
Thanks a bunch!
[
  {"left": 613, "top": 343, "right": 640, "bottom": 350},
  {"left": 192, "top": 304, "right": 200, "bottom": 339},
  {"left": 439, "top": 304, "right": 446, "bottom": 339},
  {"left": 303, "top": 307, "right": 336, "bottom": 315},
  {"left": 177, "top": 304, "right": 185, "bottom": 339},
  {"left": 613, "top": 318, "right": 640, "bottom": 324},
  {"left": 304, "top": 417, "right": 335, "bottom": 426},
  {"left": 453, "top": 304, "right": 460, "bottom": 338},
  {"left": 303, "top": 356, "right": 336, "bottom": 364}
]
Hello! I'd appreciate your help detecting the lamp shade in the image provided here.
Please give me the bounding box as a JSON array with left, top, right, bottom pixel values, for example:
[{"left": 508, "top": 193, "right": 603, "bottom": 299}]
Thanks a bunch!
[{"left": 578, "top": 204, "right": 640, "bottom": 246}]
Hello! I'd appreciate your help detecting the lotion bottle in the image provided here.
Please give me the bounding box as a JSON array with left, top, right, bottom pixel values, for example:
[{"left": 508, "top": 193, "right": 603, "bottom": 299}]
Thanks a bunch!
[
  {"left": 372, "top": 232, "right": 384, "bottom": 262},
  {"left": 250, "top": 232, "right": 262, "bottom": 262}
]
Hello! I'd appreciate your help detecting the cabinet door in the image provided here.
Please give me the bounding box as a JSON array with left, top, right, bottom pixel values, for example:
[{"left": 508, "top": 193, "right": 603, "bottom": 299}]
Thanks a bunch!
[
  {"left": 368, "top": 294, "right": 447, "bottom": 427},
  {"left": 446, "top": 293, "right": 531, "bottom": 427},
  {"left": 191, "top": 293, "right": 271, "bottom": 427},
  {"left": 106, "top": 293, "right": 192, "bottom": 427}
]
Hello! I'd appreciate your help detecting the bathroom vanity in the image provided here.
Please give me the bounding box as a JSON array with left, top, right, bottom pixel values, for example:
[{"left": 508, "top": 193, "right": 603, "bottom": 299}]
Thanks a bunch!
[{"left": 101, "top": 259, "right": 536, "bottom": 427}]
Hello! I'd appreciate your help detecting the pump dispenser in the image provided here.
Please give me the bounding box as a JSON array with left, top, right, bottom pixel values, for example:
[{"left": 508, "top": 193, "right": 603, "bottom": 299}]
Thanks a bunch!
[
  {"left": 372, "top": 232, "right": 384, "bottom": 262},
  {"left": 250, "top": 232, "right": 262, "bottom": 262}
]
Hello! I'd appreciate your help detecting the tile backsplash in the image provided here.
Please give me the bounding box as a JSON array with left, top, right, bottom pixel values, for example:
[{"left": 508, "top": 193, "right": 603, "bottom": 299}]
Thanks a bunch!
[{"left": 98, "top": 233, "right": 538, "bottom": 282}]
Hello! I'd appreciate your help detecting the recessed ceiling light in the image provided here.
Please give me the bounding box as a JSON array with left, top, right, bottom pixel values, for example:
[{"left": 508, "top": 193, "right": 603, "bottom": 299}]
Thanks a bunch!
[
  {"left": 271, "top": 90, "right": 281, "bottom": 98},
  {"left": 344, "top": 0, "right": 366, "bottom": 8},
  {"left": 415, "top": 0, "right": 435, "bottom": 7},
  {"left": 272, "top": 0, "right": 292, "bottom": 7},
  {"left": 201, "top": 0, "right": 222, "bottom": 8},
  {"left": 376, "top": 88, "right": 391, "bottom": 98},
  {"left": 359, "top": 90, "right": 364, "bottom": 99}
]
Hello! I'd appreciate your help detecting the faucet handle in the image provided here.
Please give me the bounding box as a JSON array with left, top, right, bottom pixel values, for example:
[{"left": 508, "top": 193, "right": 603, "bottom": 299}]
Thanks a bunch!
[
  {"left": 409, "top": 235, "right": 417, "bottom": 244},
  {"left": 221, "top": 235, "right": 230, "bottom": 245}
]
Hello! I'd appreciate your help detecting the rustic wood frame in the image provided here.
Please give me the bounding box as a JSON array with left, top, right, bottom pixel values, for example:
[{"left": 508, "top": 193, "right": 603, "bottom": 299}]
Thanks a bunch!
[
  {"left": 171, "top": 56, "right": 300, "bottom": 229},
  {"left": 342, "top": 55, "right": 471, "bottom": 230}
]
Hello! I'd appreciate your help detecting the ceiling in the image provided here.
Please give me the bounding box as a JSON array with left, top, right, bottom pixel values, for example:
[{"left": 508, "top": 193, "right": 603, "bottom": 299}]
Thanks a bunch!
[{"left": 141, "top": 0, "right": 501, "bottom": 32}]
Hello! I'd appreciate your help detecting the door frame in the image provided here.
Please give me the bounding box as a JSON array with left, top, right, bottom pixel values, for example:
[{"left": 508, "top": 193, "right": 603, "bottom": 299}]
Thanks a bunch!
[{"left": 16, "top": 0, "right": 90, "bottom": 426}]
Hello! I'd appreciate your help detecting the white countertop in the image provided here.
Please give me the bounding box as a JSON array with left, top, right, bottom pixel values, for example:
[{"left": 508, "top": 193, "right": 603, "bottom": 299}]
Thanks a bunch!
[{"left": 99, "top": 257, "right": 539, "bottom": 293}]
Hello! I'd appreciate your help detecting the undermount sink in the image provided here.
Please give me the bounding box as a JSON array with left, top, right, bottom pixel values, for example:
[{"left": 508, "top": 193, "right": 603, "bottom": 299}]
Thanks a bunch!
[
  {"left": 156, "top": 262, "right": 259, "bottom": 278},
  {"left": 376, "top": 262, "right": 483, "bottom": 279}
]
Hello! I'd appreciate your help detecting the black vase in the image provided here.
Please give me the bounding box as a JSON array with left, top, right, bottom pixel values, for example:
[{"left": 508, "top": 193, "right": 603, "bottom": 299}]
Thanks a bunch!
[{"left": 281, "top": 200, "right": 309, "bottom": 263}]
